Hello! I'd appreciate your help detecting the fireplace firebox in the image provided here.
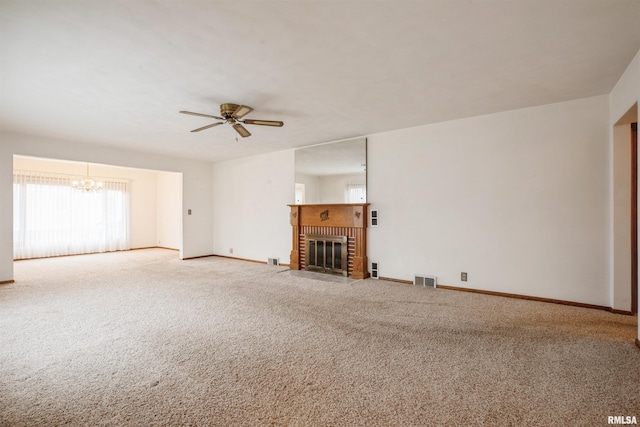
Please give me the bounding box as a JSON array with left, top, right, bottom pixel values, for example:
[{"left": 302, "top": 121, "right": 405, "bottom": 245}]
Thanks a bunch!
[{"left": 305, "top": 234, "right": 348, "bottom": 276}]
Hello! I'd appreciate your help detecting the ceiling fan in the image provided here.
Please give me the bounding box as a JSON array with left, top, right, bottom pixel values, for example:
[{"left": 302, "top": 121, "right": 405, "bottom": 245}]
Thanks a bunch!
[{"left": 179, "top": 103, "right": 284, "bottom": 138}]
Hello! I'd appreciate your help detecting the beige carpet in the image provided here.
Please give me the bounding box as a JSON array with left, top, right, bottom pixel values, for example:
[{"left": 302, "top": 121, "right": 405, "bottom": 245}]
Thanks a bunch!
[{"left": 0, "top": 248, "right": 638, "bottom": 426}]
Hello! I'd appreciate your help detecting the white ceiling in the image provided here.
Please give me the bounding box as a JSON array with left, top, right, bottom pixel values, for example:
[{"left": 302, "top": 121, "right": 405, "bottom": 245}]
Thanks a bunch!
[{"left": 1, "top": 0, "right": 639, "bottom": 163}]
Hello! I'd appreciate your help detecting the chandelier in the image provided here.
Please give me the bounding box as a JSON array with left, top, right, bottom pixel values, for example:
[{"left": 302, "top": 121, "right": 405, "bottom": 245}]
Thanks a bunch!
[{"left": 72, "top": 163, "right": 103, "bottom": 192}]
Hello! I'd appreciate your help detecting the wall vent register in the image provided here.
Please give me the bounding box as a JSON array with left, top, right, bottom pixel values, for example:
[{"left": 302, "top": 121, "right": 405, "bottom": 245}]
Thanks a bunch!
[
  {"left": 371, "top": 262, "right": 379, "bottom": 279},
  {"left": 414, "top": 275, "right": 437, "bottom": 288}
]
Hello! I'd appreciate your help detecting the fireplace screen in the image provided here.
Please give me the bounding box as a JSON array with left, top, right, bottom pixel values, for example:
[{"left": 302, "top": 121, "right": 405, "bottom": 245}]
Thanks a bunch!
[{"left": 305, "top": 234, "right": 348, "bottom": 276}]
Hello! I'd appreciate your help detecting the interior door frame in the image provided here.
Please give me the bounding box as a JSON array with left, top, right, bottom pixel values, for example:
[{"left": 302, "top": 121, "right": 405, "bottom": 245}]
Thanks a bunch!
[{"left": 632, "top": 122, "right": 638, "bottom": 315}]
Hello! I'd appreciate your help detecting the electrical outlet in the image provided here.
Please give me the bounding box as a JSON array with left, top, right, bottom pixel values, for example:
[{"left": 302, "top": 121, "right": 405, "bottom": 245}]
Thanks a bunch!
[
  {"left": 229, "top": 248, "right": 233, "bottom": 254},
  {"left": 461, "top": 272, "right": 467, "bottom": 282}
]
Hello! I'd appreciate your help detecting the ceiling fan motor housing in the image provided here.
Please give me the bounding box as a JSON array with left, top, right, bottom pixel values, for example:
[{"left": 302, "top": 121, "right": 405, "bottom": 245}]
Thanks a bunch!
[{"left": 220, "top": 103, "right": 240, "bottom": 118}]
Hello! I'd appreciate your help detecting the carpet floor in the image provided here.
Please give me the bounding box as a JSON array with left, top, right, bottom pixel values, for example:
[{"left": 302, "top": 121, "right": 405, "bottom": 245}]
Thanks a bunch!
[{"left": 0, "top": 248, "right": 638, "bottom": 426}]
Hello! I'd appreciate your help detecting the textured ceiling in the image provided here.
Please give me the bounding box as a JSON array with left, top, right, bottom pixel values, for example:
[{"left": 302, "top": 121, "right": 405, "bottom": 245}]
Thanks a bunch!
[{"left": 1, "top": 0, "right": 640, "bottom": 163}]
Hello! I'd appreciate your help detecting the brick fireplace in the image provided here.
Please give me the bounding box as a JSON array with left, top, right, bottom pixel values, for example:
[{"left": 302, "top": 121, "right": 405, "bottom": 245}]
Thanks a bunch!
[{"left": 288, "top": 204, "right": 369, "bottom": 279}]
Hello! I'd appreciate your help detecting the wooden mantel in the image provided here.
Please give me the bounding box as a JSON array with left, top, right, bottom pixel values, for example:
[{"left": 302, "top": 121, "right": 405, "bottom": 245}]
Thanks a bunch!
[{"left": 288, "top": 203, "right": 369, "bottom": 279}]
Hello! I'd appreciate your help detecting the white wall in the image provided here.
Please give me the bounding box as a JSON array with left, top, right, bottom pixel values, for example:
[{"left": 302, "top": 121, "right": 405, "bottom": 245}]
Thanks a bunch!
[
  {"left": 0, "top": 141, "right": 12, "bottom": 282},
  {"left": 318, "top": 173, "right": 366, "bottom": 203},
  {"left": 368, "top": 95, "right": 610, "bottom": 306},
  {"left": 12, "top": 156, "right": 160, "bottom": 249},
  {"left": 157, "top": 171, "right": 182, "bottom": 249},
  {"left": 295, "top": 172, "right": 320, "bottom": 204},
  {"left": 610, "top": 50, "right": 640, "bottom": 127},
  {"left": 611, "top": 124, "right": 632, "bottom": 311},
  {"left": 0, "top": 132, "right": 213, "bottom": 282},
  {"left": 212, "top": 149, "right": 294, "bottom": 264}
]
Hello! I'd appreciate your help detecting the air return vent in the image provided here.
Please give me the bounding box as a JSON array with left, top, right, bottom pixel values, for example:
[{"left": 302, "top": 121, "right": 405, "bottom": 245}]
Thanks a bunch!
[
  {"left": 371, "top": 209, "right": 378, "bottom": 227},
  {"left": 267, "top": 258, "right": 280, "bottom": 266},
  {"left": 371, "top": 262, "right": 379, "bottom": 279},
  {"left": 414, "top": 275, "right": 437, "bottom": 288}
]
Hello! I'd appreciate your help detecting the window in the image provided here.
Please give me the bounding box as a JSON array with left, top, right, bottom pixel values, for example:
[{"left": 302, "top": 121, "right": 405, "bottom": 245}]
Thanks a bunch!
[
  {"left": 295, "top": 183, "right": 306, "bottom": 204},
  {"left": 13, "top": 171, "right": 130, "bottom": 259},
  {"left": 345, "top": 183, "right": 366, "bottom": 203}
]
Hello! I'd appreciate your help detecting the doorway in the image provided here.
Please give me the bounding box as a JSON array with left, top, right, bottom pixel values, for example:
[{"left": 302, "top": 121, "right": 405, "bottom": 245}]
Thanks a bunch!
[{"left": 12, "top": 155, "right": 184, "bottom": 260}]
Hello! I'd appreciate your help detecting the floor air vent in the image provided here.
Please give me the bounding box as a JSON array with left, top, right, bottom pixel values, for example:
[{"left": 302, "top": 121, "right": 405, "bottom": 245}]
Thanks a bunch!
[
  {"left": 268, "top": 258, "right": 280, "bottom": 266},
  {"left": 414, "top": 275, "right": 437, "bottom": 288}
]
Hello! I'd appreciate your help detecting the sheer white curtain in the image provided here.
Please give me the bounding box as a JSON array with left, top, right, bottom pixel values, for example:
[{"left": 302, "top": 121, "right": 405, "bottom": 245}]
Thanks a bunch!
[
  {"left": 13, "top": 171, "right": 130, "bottom": 260},
  {"left": 345, "top": 183, "right": 366, "bottom": 203}
]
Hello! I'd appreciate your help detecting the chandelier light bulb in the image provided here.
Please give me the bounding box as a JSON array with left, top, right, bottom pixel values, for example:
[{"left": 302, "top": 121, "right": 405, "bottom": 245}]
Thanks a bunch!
[{"left": 72, "top": 164, "right": 103, "bottom": 192}]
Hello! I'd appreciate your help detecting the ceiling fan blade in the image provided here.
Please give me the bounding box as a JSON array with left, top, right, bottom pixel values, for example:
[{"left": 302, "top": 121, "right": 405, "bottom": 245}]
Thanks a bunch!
[
  {"left": 232, "top": 123, "right": 251, "bottom": 138},
  {"left": 191, "top": 122, "right": 224, "bottom": 132},
  {"left": 232, "top": 105, "right": 253, "bottom": 119},
  {"left": 243, "top": 119, "right": 284, "bottom": 127},
  {"left": 180, "top": 111, "right": 224, "bottom": 120}
]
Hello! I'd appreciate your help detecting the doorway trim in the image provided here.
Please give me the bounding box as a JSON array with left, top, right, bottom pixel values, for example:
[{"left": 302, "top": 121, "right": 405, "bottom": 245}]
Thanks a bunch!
[
  {"left": 612, "top": 103, "right": 638, "bottom": 315},
  {"left": 632, "top": 122, "right": 638, "bottom": 314}
]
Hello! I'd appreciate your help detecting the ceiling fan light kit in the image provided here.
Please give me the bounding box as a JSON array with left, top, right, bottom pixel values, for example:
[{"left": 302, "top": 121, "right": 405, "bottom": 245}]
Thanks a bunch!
[{"left": 180, "top": 103, "right": 284, "bottom": 138}]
